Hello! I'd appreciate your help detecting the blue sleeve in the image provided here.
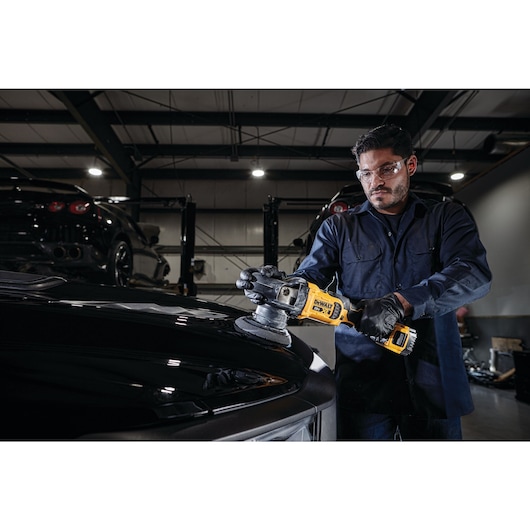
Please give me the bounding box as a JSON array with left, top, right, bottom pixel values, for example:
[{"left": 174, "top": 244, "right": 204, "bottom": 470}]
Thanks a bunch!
[
  {"left": 292, "top": 217, "right": 341, "bottom": 289},
  {"left": 399, "top": 202, "right": 492, "bottom": 319}
]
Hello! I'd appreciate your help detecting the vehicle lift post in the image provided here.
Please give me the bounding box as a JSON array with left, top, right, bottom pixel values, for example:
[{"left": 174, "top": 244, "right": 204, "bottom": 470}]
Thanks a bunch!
[
  {"left": 263, "top": 195, "right": 329, "bottom": 268},
  {"left": 263, "top": 196, "right": 280, "bottom": 267},
  {"left": 178, "top": 197, "right": 197, "bottom": 296}
]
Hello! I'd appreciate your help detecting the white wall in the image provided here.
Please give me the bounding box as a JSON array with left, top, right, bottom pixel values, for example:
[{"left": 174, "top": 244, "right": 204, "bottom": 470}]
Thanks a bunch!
[
  {"left": 78, "top": 174, "right": 349, "bottom": 309},
  {"left": 139, "top": 177, "right": 347, "bottom": 211},
  {"left": 456, "top": 147, "right": 530, "bottom": 318},
  {"left": 85, "top": 178, "right": 344, "bottom": 278}
]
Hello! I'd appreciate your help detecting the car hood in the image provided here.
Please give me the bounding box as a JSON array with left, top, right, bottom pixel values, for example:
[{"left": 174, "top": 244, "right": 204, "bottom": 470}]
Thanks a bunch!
[{"left": 0, "top": 271, "right": 326, "bottom": 439}]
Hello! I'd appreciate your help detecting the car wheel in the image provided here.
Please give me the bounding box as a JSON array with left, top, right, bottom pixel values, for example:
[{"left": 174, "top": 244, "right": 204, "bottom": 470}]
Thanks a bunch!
[{"left": 107, "top": 240, "right": 132, "bottom": 287}]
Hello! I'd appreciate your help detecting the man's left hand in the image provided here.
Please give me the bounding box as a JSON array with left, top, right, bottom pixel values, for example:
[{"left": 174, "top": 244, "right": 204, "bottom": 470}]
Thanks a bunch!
[{"left": 357, "top": 293, "right": 405, "bottom": 339}]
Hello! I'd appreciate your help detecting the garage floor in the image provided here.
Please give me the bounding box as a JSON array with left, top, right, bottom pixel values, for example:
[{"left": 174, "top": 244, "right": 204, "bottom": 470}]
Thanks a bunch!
[
  {"left": 462, "top": 384, "right": 530, "bottom": 440},
  {"left": 289, "top": 326, "right": 530, "bottom": 441}
]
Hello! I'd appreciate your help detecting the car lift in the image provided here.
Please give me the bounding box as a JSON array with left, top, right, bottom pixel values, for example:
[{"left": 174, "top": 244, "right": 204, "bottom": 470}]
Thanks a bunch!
[
  {"left": 177, "top": 197, "right": 197, "bottom": 296},
  {"left": 117, "top": 195, "right": 197, "bottom": 296},
  {"left": 263, "top": 196, "right": 328, "bottom": 267}
]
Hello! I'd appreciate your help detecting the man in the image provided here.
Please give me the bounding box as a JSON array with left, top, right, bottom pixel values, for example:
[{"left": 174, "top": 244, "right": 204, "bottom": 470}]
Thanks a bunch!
[{"left": 238, "top": 124, "right": 492, "bottom": 440}]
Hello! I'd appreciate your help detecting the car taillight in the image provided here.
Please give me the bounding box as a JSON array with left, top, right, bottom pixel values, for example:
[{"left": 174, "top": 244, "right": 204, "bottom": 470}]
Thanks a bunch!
[
  {"left": 47, "top": 201, "right": 66, "bottom": 213},
  {"left": 68, "top": 200, "right": 91, "bottom": 215},
  {"left": 329, "top": 200, "right": 348, "bottom": 214}
]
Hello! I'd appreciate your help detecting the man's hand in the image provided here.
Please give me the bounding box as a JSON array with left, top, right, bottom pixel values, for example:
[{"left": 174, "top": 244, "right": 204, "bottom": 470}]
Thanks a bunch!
[
  {"left": 235, "top": 265, "right": 286, "bottom": 304},
  {"left": 357, "top": 293, "right": 405, "bottom": 339}
]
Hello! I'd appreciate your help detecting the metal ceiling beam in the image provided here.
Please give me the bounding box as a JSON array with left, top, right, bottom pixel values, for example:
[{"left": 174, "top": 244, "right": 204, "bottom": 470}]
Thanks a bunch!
[
  {"left": 49, "top": 91, "right": 136, "bottom": 187},
  {"left": 2, "top": 108, "right": 529, "bottom": 133},
  {"left": 401, "top": 90, "right": 458, "bottom": 144},
  {"left": 0, "top": 142, "right": 503, "bottom": 164},
  {"left": 0, "top": 109, "right": 75, "bottom": 123}
]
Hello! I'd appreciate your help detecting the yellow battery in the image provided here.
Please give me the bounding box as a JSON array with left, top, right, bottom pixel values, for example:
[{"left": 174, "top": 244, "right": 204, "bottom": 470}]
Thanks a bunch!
[{"left": 298, "top": 282, "right": 416, "bottom": 355}]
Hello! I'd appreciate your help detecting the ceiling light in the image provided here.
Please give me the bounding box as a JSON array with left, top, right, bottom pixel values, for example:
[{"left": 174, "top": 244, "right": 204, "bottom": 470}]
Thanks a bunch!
[
  {"left": 88, "top": 167, "right": 103, "bottom": 177},
  {"left": 251, "top": 127, "right": 265, "bottom": 178},
  {"left": 449, "top": 131, "right": 465, "bottom": 182},
  {"left": 107, "top": 196, "right": 130, "bottom": 203}
]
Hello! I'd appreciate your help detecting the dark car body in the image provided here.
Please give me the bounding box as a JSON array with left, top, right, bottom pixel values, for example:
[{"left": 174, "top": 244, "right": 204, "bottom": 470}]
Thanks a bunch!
[
  {"left": 0, "top": 270, "right": 336, "bottom": 441},
  {"left": 294, "top": 180, "right": 460, "bottom": 266},
  {"left": 0, "top": 176, "right": 170, "bottom": 287}
]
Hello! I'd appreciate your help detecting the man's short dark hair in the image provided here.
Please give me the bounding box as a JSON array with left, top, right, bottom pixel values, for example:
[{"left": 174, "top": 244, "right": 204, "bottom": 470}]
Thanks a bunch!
[{"left": 352, "top": 124, "right": 414, "bottom": 163}]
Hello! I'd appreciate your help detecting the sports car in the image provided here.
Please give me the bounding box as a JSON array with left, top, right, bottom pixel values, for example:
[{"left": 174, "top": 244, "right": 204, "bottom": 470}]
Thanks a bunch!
[
  {"left": 0, "top": 269, "right": 336, "bottom": 441},
  {"left": 0, "top": 176, "right": 170, "bottom": 287}
]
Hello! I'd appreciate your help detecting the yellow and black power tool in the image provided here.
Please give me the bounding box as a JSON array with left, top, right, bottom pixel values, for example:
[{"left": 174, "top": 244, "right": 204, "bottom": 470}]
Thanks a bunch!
[{"left": 234, "top": 272, "right": 417, "bottom": 355}]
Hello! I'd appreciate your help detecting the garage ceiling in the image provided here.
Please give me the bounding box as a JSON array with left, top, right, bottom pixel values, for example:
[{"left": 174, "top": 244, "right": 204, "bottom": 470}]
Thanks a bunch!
[{"left": 1, "top": 89, "right": 529, "bottom": 200}]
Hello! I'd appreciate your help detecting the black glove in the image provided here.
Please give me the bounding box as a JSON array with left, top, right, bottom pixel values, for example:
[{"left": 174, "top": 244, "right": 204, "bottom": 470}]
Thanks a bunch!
[
  {"left": 235, "top": 266, "right": 286, "bottom": 305},
  {"left": 259, "top": 265, "right": 287, "bottom": 280},
  {"left": 357, "top": 293, "right": 405, "bottom": 339}
]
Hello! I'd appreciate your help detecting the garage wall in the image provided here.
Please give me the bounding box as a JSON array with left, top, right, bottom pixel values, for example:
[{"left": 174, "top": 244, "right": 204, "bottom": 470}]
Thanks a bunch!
[
  {"left": 455, "top": 146, "right": 530, "bottom": 361},
  {"left": 142, "top": 210, "right": 312, "bottom": 283},
  {"left": 79, "top": 174, "right": 350, "bottom": 308},
  {"left": 140, "top": 177, "right": 346, "bottom": 283}
]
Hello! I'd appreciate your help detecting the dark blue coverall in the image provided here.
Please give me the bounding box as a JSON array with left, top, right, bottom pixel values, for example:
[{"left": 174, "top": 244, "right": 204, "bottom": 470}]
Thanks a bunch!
[{"left": 294, "top": 193, "right": 492, "bottom": 439}]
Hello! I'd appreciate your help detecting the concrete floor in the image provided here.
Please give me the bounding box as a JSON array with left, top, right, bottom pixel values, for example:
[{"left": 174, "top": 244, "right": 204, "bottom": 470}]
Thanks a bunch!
[
  {"left": 290, "top": 326, "right": 530, "bottom": 441},
  {"left": 463, "top": 383, "right": 530, "bottom": 440}
]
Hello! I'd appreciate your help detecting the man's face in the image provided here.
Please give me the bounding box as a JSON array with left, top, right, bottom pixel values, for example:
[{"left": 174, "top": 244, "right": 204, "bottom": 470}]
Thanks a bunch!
[{"left": 358, "top": 148, "right": 417, "bottom": 215}]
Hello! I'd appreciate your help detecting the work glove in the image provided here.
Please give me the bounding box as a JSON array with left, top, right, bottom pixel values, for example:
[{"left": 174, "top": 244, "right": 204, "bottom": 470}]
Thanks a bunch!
[
  {"left": 357, "top": 293, "right": 405, "bottom": 339},
  {"left": 235, "top": 265, "right": 286, "bottom": 305}
]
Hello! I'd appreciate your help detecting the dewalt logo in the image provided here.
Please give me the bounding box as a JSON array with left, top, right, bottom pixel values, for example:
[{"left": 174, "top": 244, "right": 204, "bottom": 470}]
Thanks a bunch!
[{"left": 314, "top": 299, "right": 333, "bottom": 310}]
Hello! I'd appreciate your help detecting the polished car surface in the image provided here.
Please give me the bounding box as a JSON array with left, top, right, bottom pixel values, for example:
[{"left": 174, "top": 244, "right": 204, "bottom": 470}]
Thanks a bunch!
[
  {"left": 0, "top": 270, "right": 336, "bottom": 440},
  {"left": 0, "top": 176, "right": 170, "bottom": 287}
]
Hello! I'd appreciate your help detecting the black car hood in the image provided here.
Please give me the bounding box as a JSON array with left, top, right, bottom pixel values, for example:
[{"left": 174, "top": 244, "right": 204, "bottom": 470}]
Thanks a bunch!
[{"left": 0, "top": 271, "right": 320, "bottom": 439}]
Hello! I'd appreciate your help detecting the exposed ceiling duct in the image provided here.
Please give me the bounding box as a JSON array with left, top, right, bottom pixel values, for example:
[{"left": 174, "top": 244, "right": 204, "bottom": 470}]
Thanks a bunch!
[{"left": 483, "top": 133, "right": 530, "bottom": 155}]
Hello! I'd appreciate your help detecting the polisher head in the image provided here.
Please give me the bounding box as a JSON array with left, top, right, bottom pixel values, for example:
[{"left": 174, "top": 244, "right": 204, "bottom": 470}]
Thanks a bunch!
[{"left": 234, "top": 315, "right": 292, "bottom": 347}]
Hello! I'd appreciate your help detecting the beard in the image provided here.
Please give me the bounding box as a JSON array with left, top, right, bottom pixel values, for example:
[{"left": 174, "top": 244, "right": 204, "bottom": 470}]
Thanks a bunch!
[{"left": 368, "top": 182, "right": 409, "bottom": 212}]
